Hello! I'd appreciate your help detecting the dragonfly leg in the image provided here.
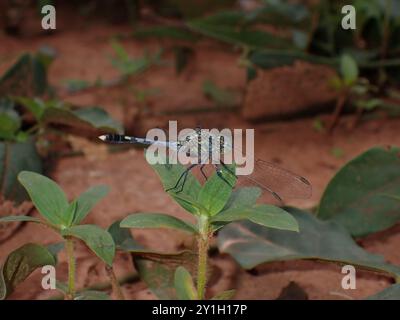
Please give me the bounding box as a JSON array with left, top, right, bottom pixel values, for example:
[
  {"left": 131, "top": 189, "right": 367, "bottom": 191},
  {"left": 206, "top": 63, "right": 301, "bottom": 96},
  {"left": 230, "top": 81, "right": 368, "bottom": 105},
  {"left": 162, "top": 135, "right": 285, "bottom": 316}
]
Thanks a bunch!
[
  {"left": 214, "top": 165, "right": 234, "bottom": 188},
  {"left": 200, "top": 164, "right": 208, "bottom": 181},
  {"left": 166, "top": 164, "right": 197, "bottom": 193}
]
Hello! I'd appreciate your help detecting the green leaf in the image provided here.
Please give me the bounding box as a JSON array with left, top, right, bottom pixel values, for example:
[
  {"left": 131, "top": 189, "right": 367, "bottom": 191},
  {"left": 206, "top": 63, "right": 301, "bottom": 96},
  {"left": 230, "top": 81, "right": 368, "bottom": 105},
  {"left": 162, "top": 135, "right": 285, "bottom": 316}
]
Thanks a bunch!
[
  {"left": 0, "top": 99, "right": 21, "bottom": 140},
  {"left": 41, "top": 106, "right": 123, "bottom": 134},
  {"left": 111, "top": 223, "right": 196, "bottom": 300},
  {"left": 0, "top": 215, "right": 43, "bottom": 224},
  {"left": 107, "top": 220, "right": 139, "bottom": 250},
  {"left": 248, "top": 50, "right": 334, "bottom": 70},
  {"left": 64, "top": 200, "right": 77, "bottom": 227},
  {"left": 340, "top": 54, "right": 359, "bottom": 85},
  {"left": 202, "top": 80, "right": 236, "bottom": 107},
  {"left": 223, "top": 187, "right": 261, "bottom": 211},
  {"left": 110, "top": 41, "right": 160, "bottom": 77},
  {"left": 18, "top": 171, "right": 69, "bottom": 226},
  {"left": 188, "top": 19, "right": 293, "bottom": 49},
  {"left": 132, "top": 249, "right": 196, "bottom": 300},
  {"left": 133, "top": 26, "right": 198, "bottom": 41},
  {"left": 62, "top": 79, "right": 91, "bottom": 94},
  {"left": 14, "top": 97, "right": 47, "bottom": 120},
  {"left": 0, "top": 54, "right": 48, "bottom": 97},
  {"left": 217, "top": 208, "right": 400, "bottom": 279},
  {"left": 198, "top": 171, "right": 235, "bottom": 216},
  {"left": 147, "top": 153, "right": 202, "bottom": 215},
  {"left": 0, "top": 139, "right": 43, "bottom": 203},
  {"left": 211, "top": 289, "right": 236, "bottom": 300},
  {"left": 174, "top": 266, "right": 198, "bottom": 300},
  {"left": 74, "top": 290, "right": 111, "bottom": 300},
  {"left": 61, "top": 225, "right": 115, "bottom": 266},
  {"left": 72, "top": 185, "right": 109, "bottom": 225},
  {"left": 366, "top": 284, "right": 400, "bottom": 300},
  {"left": 46, "top": 242, "right": 64, "bottom": 264},
  {"left": 318, "top": 147, "right": 400, "bottom": 237},
  {"left": 121, "top": 213, "right": 197, "bottom": 234},
  {"left": 212, "top": 204, "right": 299, "bottom": 232},
  {"left": 0, "top": 243, "right": 56, "bottom": 300}
]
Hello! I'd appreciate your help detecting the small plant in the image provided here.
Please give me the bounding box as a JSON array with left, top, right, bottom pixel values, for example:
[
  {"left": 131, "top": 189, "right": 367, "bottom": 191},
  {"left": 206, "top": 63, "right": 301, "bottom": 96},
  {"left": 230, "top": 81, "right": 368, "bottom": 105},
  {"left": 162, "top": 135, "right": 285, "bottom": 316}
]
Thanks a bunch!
[
  {"left": 328, "top": 54, "right": 383, "bottom": 132},
  {"left": 119, "top": 154, "right": 299, "bottom": 300},
  {"left": 0, "top": 171, "right": 115, "bottom": 300},
  {"left": 0, "top": 52, "right": 122, "bottom": 204}
]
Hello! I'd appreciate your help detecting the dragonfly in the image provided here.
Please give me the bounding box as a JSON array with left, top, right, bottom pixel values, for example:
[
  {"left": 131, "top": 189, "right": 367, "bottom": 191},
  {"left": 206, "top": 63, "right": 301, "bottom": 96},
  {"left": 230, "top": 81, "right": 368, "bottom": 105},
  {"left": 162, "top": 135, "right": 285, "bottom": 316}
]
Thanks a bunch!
[{"left": 99, "top": 130, "right": 312, "bottom": 204}]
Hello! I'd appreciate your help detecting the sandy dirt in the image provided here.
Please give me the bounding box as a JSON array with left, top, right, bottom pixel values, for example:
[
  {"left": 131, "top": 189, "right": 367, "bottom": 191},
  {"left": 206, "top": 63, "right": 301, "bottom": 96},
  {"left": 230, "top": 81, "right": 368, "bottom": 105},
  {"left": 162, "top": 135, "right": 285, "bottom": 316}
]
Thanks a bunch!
[{"left": 0, "top": 13, "right": 400, "bottom": 300}]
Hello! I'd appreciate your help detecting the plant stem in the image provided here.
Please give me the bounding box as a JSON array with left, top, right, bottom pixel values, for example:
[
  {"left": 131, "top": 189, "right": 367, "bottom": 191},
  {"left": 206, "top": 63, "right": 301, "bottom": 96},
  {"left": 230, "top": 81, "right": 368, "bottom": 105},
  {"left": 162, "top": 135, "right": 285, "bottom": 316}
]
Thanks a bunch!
[
  {"left": 381, "top": 0, "right": 392, "bottom": 59},
  {"left": 105, "top": 265, "right": 125, "bottom": 300},
  {"left": 197, "top": 215, "right": 210, "bottom": 300},
  {"left": 65, "top": 237, "right": 76, "bottom": 300},
  {"left": 328, "top": 90, "right": 348, "bottom": 133}
]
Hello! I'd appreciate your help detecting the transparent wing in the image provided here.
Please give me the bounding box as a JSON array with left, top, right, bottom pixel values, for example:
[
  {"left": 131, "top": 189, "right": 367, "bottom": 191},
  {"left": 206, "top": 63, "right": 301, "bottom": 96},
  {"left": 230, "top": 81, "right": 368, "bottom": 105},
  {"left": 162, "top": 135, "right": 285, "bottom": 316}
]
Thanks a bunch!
[
  {"left": 214, "top": 134, "right": 312, "bottom": 202},
  {"left": 234, "top": 159, "right": 312, "bottom": 202}
]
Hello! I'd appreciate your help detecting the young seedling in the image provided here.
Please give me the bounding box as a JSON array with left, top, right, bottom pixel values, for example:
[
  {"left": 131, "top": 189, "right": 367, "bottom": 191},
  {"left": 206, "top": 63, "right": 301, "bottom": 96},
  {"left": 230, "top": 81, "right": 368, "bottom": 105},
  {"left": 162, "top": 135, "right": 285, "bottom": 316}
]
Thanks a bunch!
[
  {"left": 328, "top": 54, "right": 381, "bottom": 132},
  {"left": 0, "top": 171, "right": 115, "bottom": 300},
  {"left": 120, "top": 155, "right": 299, "bottom": 300}
]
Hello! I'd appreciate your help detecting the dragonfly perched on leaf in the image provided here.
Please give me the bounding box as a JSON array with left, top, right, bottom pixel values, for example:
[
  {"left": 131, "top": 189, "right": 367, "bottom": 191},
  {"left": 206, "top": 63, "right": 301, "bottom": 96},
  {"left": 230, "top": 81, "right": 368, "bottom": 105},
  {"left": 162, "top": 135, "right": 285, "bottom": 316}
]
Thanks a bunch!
[{"left": 99, "top": 129, "right": 312, "bottom": 204}]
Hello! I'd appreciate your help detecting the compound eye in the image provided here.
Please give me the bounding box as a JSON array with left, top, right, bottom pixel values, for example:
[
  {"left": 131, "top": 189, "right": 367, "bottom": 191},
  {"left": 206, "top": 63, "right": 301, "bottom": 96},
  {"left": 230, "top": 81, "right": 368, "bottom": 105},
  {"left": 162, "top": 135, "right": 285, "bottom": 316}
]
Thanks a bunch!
[{"left": 185, "top": 136, "right": 190, "bottom": 142}]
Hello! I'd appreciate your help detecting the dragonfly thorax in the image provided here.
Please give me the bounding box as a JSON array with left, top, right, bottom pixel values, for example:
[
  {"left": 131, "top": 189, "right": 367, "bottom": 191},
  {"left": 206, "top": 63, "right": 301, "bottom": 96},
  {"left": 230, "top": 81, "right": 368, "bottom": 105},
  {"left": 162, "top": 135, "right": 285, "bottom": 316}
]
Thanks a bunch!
[{"left": 177, "top": 131, "right": 233, "bottom": 163}]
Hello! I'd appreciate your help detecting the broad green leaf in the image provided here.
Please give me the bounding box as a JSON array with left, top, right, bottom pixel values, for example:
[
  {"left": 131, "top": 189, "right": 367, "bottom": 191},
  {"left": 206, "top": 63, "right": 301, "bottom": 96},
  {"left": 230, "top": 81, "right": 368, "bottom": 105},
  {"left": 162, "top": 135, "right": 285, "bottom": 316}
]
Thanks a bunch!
[
  {"left": 107, "top": 220, "right": 140, "bottom": 250},
  {"left": 0, "top": 139, "right": 43, "bottom": 203},
  {"left": 0, "top": 215, "right": 43, "bottom": 224},
  {"left": 133, "top": 250, "right": 196, "bottom": 300},
  {"left": 18, "top": 171, "right": 69, "bottom": 226},
  {"left": 74, "top": 290, "right": 111, "bottom": 300},
  {"left": 198, "top": 170, "right": 235, "bottom": 216},
  {"left": 211, "top": 289, "right": 236, "bottom": 300},
  {"left": 223, "top": 187, "right": 261, "bottom": 211},
  {"left": 110, "top": 221, "right": 196, "bottom": 300},
  {"left": 174, "top": 266, "right": 197, "bottom": 300},
  {"left": 41, "top": 106, "right": 123, "bottom": 134},
  {"left": 46, "top": 242, "right": 64, "bottom": 264},
  {"left": 121, "top": 213, "right": 197, "bottom": 234},
  {"left": 146, "top": 152, "right": 202, "bottom": 215},
  {"left": 64, "top": 200, "right": 77, "bottom": 227},
  {"left": 61, "top": 225, "right": 115, "bottom": 266},
  {"left": 72, "top": 185, "right": 109, "bottom": 225},
  {"left": 366, "top": 284, "right": 400, "bottom": 300},
  {"left": 217, "top": 208, "right": 400, "bottom": 279},
  {"left": 212, "top": 204, "right": 299, "bottom": 232},
  {"left": 318, "top": 147, "right": 400, "bottom": 237},
  {"left": 0, "top": 243, "right": 56, "bottom": 300},
  {"left": 340, "top": 54, "right": 359, "bottom": 85}
]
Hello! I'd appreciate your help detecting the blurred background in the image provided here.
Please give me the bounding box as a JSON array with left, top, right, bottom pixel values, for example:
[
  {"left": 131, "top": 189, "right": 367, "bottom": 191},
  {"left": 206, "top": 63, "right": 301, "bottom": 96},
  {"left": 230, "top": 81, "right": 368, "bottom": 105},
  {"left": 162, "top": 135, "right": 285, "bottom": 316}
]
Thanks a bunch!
[{"left": 1, "top": 0, "right": 400, "bottom": 300}]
